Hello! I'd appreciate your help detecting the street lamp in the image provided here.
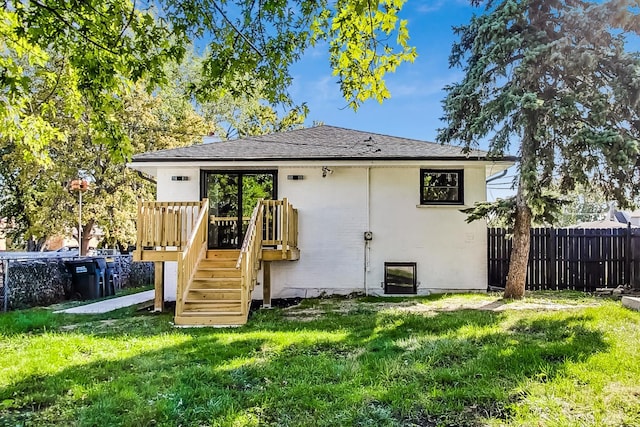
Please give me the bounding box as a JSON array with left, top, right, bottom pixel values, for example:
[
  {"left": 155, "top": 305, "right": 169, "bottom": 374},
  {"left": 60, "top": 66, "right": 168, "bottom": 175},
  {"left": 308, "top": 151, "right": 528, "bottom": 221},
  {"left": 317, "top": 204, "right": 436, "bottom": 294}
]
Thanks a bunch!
[{"left": 69, "top": 179, "right": 89, "bottom": 256}]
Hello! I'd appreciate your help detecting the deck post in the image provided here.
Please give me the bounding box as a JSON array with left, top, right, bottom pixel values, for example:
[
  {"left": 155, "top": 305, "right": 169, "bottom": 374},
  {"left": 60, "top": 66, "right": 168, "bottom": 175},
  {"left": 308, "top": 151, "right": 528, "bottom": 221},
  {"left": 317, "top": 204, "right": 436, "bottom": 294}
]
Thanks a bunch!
[
  {"left": 134, "top": 200, "right": 143, "bottom": 261},
  {"left": 262, "top": 261, "right": 272, "bottom": 308},
  {"left": 154, "top": 261, "right": 165, "bottom": 312},
  {"left": 281, "top": 198, "right": 289, "bottom": 259}
]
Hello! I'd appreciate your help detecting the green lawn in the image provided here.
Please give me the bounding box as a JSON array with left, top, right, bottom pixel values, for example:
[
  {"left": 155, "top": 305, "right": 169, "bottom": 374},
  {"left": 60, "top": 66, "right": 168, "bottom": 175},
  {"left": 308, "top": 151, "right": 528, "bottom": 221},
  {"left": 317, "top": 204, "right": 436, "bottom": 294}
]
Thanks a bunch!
[{"left": 1, "top": 293, "right": 639, "bottom": 426}]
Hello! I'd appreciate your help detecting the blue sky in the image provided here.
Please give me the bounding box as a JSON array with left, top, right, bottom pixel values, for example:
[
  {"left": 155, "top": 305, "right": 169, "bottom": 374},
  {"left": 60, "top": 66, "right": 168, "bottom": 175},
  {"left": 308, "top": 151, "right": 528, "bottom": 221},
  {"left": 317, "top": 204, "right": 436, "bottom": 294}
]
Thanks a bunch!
[
  {"left": 284, "top": 1, "right": 640, "bottom": 200},
  {"left": 287, "top": 1, "right": 518, "bottom": 197},
  {"left": 289, "top": 0, "right": 475, "bottom": 143}
]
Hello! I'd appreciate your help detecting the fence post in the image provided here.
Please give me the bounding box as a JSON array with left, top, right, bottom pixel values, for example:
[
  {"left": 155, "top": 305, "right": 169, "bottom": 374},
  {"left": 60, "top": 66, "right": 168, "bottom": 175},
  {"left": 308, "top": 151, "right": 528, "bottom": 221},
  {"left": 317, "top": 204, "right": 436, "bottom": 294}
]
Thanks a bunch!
[
  {"left": 626, "top": 224, "right": 632, "bottom": 286},
  {"left": 486, "top": 228, "right": 491, "bottom": 289},
  {"left": 2, "top": 260, "right": 9, "bottom": 312},
  {"left": 548, "top": 228, "right": 556, "bottom": 290}
]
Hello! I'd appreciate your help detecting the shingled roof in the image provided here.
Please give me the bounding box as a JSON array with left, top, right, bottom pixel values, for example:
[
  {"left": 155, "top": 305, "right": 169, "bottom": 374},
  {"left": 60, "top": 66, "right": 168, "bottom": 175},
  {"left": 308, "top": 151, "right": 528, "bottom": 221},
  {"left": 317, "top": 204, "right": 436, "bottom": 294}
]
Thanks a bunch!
[{"left": 132, "top": 125, "right": 499, "bottom": 162}]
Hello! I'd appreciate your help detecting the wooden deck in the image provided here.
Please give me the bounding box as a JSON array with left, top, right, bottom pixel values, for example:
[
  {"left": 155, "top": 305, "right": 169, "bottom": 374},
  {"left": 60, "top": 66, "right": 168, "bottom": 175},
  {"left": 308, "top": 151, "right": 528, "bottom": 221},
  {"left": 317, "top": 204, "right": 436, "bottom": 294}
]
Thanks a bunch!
[{"left": 134, "top": 199, "right": 299, "bottom": 326}]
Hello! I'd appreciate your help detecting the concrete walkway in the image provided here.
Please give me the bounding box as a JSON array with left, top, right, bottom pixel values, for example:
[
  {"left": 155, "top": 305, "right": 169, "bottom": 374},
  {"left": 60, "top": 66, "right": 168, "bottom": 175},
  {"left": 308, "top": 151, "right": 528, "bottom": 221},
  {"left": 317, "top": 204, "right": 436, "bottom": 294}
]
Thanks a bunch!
[
  {"left": 622, "top": 296, "right": 640, "bottom": 312},
  {"left": 54, "top": 290, "right": 155, "bottom": 314}
]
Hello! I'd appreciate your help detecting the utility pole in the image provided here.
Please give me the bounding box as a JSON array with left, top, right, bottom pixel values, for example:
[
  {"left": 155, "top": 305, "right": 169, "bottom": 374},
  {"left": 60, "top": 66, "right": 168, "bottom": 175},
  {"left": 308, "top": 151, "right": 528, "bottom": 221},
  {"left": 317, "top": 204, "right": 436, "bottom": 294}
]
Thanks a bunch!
[{"left": 69, "top": 179, "right": 89, "bottom": 256}]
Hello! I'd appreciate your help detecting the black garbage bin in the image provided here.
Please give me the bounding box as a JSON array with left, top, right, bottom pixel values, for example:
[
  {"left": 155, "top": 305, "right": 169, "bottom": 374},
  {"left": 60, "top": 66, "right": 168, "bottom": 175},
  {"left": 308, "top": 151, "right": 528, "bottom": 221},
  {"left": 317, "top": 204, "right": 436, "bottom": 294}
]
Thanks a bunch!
[
  {"left": 94, "top": 257, "right": 108, "bottom": 297},
  {"left": 104, "top": 260, "right": 117, "bottom": 296},
  {"left": 66, "top": 259, "right": 102, "bottom": 300}
]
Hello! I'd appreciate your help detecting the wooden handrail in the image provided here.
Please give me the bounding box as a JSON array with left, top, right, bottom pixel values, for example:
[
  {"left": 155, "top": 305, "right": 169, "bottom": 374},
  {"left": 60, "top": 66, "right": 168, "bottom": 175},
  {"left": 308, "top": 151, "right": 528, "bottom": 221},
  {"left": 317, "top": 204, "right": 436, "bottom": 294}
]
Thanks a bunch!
[
  {"left": 176, "top": 199, "right": 209, "bottom": 317},
  {"left": 210, "top": 216, "right": 251, "bottom": 222},
  {"left": 235, "top": 198, "right": 299, "bottom": 315},
  {"left": 236, "top": 202, "right": 263, "bottom": 269},
  {"left": 236, "top": 200, "right": 264, "bottom": 315}
]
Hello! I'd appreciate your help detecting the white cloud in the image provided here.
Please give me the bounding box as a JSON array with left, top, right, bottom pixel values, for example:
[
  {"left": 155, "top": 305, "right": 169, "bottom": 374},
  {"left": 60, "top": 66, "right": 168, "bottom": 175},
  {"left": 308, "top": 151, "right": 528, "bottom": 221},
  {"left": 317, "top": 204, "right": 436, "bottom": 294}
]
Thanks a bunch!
[
  {"left": 313, "top": 76, "right": 336, "bottom": 100},
  {"left": 415, "top": 0, "right": 471, "bottom": 14},
  {"left": 290, "top": 70, "right": 338, "bottom": 104},
  {"left": 387, "top": 72, "right": 464, "bottom": 99},
  {"left": 415, "top": 0, "right": 445, "bottom": 14},
  {"left": 307, "top": 42, "right": 328, "bottom": 58}
]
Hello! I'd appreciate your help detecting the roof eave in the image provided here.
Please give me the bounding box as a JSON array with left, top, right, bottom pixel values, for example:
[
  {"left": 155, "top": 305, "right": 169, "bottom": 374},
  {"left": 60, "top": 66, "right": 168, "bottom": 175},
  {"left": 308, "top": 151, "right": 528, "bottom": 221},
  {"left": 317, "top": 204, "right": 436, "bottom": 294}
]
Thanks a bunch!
[{"left": 130, "top": 155, "right": 517, "bottom": 163}]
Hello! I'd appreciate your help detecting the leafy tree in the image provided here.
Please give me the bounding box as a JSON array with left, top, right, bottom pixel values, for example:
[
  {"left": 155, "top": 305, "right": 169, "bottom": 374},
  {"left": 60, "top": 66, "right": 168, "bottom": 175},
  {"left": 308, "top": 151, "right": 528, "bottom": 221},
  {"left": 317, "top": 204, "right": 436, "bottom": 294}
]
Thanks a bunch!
[
  {"left": 2, "top": 0, "right": 416, "bottom": 161},
  {"left": 0, "top": 51, "right": 310, "bottom": 252},
  {"left": 439, "top": 0, "right": 640, "bottom": 298},
  {"left": 0, "top": 63, "right": 210, "bottom": 252},
  {"left": 553, "top": 184, "right": 610, "bottom": 227},
  {"left": 182, "top": 56, "right": 307, "bottom": 139},
  {"left": 202, "top": 94, "right": 306, "bottom": 140}
]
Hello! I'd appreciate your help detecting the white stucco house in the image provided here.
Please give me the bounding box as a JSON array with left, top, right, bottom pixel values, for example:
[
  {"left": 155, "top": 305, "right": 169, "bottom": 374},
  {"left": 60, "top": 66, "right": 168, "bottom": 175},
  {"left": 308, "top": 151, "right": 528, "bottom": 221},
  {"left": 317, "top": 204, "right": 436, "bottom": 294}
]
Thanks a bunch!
[{"left": 129, "top": 125, "right": 515, "bottom": 306}]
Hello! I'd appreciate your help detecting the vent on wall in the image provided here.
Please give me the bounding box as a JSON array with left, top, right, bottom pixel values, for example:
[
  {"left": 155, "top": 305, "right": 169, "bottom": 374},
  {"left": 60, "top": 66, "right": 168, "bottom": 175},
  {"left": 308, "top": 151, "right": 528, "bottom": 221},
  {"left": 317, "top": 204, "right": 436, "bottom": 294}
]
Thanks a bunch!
[{"left": 171, "top": 176, "right": 190, "bottom": 181}]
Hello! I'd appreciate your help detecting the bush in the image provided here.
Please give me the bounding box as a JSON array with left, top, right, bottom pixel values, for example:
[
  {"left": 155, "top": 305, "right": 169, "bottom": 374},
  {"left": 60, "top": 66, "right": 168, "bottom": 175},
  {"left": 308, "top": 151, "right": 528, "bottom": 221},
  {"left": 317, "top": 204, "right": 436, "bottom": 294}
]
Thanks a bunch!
[{"left": 6, "top": 260, "right": 72, "bottom": 310}]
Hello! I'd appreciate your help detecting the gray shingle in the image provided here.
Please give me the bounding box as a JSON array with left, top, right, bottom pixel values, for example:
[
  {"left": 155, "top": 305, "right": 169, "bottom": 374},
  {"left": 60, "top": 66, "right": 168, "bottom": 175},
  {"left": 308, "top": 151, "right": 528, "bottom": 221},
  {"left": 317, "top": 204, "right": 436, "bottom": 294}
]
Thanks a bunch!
[{"left": 132, "top": 125, "right": 498, "bottom": 162}]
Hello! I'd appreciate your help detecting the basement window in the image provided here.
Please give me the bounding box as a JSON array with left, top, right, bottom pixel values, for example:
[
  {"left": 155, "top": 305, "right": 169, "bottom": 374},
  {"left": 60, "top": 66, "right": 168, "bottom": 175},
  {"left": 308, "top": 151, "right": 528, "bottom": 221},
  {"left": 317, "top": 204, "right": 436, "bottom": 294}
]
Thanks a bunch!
[
  {"left": 420, "top": 169, "right": 464, "bottom": 205},
  {"left": 384, "top": 262, "right": 417, "bottom": 295}
]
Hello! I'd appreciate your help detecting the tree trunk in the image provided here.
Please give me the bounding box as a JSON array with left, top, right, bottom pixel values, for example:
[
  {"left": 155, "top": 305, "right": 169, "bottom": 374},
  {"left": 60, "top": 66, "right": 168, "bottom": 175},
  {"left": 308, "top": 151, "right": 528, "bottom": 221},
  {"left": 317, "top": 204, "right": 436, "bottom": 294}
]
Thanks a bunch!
[
  {"left": 26, "top": 236, "right": 45, "bottom": 252},
  {"left": 504, "top": 183, "right": 533, "bottom": 299},
  {"left": 80, "top": 220, "right": 95, "bottom": 256}
]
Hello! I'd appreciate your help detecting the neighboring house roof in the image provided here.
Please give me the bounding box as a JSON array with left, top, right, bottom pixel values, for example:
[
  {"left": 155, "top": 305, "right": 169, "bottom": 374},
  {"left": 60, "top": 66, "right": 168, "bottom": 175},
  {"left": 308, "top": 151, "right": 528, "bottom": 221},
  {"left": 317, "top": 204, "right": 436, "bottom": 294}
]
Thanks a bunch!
[
  {"left": 571, "top": 220, "right": 635, "bottom": 229},
  {"left": 132, "top": 125, "right": 515, "bottom": 163},
  {"left": 614, "top": 211, "right": 629, "bottom": 223}
]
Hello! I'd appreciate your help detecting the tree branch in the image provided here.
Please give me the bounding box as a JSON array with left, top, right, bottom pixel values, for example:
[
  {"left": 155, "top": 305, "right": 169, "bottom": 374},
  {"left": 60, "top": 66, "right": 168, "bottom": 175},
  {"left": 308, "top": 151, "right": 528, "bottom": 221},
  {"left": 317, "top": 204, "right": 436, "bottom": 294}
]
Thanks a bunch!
[
  {"left": 366, "top": 0, "right": 378, "bottom": 79},
  {"left": 211, "top": 1, "right": 263, "bottom": 57},
  {"left": 31, "top": 0, "right": 120, "bottom": 55},
  {"left": 32, "top": 57, "right": 66, "bottom": 111},
  {"left": 117, "top": 0, "right": 138, "bottom": 49}
]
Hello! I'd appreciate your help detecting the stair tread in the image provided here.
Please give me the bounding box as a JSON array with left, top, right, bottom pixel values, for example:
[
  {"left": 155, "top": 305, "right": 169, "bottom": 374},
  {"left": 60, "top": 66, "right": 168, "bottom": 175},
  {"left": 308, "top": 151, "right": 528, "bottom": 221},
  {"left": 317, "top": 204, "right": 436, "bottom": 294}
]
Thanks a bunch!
[
  {"left": 180, "top": 311, "right": 244, "bottom": 316},
  {"left": 178, "top": 251, "right": 249, "bottom": 324},
  {"left": 184, "top": 303, "right": 243, "bottom": 308},
  {"left": 199, "top": 260, "right": 238, "bottom": 265},
  {"left": 184, "top": 300, "right": 242, "bottom": 311}
]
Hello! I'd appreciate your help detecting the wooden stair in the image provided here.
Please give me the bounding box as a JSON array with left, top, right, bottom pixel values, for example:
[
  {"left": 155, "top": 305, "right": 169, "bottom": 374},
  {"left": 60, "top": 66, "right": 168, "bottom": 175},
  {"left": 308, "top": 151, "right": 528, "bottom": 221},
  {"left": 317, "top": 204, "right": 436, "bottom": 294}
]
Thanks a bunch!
[{"left": 175, "top": 250, "right": 249, "bottom": 326}]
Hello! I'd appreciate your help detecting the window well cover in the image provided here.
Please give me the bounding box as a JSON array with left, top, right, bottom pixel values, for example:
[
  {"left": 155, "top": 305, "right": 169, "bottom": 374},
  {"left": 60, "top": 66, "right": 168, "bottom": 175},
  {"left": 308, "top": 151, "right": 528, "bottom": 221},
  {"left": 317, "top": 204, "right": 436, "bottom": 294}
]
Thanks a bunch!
[{"left": 384, "top": 262, "right": 417, "bottom": 294}]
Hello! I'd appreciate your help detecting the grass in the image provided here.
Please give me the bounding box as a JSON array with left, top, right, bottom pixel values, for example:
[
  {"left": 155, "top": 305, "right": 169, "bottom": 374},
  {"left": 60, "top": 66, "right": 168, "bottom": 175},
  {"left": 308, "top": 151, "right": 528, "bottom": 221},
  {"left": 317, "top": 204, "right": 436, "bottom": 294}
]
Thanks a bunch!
[{"left": 0, "top": 292, "right": 639, "bottom": 426}]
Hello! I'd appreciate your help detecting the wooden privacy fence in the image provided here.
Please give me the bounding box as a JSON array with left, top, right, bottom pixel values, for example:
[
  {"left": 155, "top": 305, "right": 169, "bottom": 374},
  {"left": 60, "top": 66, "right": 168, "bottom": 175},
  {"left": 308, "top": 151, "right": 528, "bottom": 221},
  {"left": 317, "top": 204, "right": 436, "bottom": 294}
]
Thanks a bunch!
[{"left": 488, "top": 227, "right": 640, "bottom": 291}]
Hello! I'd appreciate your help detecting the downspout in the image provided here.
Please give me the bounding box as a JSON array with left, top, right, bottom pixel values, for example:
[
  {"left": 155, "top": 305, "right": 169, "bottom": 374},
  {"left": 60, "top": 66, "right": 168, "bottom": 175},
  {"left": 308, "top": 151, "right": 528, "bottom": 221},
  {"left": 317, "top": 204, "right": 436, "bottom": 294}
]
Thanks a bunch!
[
  {"left": 137, "top": 171, "right": 157, "bottom": 185},
  {"left": 486, "top": 168, "right": 508, "bottom": 184},
  {"left": 364, "top": 167, "right": 371, "bottom": 296}
]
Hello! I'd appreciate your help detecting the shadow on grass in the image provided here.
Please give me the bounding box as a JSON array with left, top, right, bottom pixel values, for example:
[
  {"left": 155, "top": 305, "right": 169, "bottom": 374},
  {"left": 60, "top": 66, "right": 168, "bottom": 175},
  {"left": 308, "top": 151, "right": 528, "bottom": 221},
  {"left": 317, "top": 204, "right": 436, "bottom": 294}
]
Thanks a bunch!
[
  {"left": 0, "top": 305, "right": 175, "bottom": 337},
  {"left": 0, "top": 307, "right": 609, "bottom": 427}
]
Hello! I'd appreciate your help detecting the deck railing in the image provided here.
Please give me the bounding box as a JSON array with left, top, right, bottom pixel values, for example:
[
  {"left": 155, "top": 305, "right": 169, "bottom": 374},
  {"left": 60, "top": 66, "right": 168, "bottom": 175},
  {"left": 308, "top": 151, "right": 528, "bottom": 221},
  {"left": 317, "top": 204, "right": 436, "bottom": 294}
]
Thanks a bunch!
[
  {"left": 236, "top": 201, "right": 265, "bottom": 315},
  {"left": 135, "top": 198, "right": 297, "bottom": 320},
  {"left": 176, "top": 199, "right": 209, "bottom": 317},
  {"left": 136, "top": 201, "right": 205, "bottom": 252},
  {"left": 236, "top": 198, "right": 298, "bottom": 313},
  {"left": 262, "top": 198, "right": 298, "bottom": 256}
]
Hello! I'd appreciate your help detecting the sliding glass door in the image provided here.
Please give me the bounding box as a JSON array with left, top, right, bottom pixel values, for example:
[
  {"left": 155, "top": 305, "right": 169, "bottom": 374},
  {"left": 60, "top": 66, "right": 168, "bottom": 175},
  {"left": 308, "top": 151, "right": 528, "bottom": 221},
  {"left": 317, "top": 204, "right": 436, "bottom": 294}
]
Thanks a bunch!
[{"left": 202, "top": 171, "right": 276, "bottom": 249}]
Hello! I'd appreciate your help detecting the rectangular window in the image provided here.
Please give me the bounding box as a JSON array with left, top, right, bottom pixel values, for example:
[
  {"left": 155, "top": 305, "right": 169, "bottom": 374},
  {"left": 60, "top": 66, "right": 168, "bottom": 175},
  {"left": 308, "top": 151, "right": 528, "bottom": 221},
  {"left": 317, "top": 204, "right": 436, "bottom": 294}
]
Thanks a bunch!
[
  {"left": 420, "top": 169, "right": 464, "bottom": 205},
  {"left": 384, "top": 262, "right": 417, "bottom": 294}
]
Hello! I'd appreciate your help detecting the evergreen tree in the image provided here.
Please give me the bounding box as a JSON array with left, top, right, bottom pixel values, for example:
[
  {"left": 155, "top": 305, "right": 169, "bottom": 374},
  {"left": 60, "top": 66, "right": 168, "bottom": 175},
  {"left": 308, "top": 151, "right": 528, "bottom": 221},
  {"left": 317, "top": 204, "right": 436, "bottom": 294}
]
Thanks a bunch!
[{"left": 438, "top": 0, "right": 640, "bottom": 298}]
